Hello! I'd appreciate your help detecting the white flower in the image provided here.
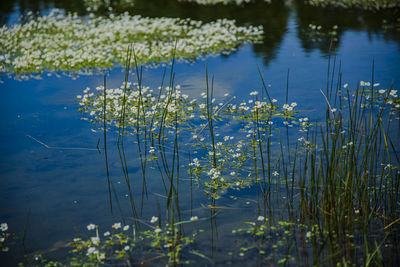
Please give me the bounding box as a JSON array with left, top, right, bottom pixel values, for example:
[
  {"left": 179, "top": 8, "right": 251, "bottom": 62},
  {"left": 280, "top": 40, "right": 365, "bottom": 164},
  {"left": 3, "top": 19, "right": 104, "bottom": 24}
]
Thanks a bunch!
[
  {"left": 230, "top": 171, "right": 236, "bottom": 176},
  {"left": 379, "top": 89, "right": 386, "bottom": 94},
  {"left": 150, "top": 216, "right": 158, "bottom": 223},
  {"left": 91, "top": 237, "right": 100, "bottom": 245},
  {"left": 1, "top": 223, "right": 8, "bottom": 232},
  {"left": 124, "top": 245, "right": 130, "bottom": 251},
  {"left": 207, "top": 168, "right": 221, "bottom": 179},
  {"left": 272, "top": 171, "right": 279, "bottom": 176},
  {"left": 257, "top": 216, "right": 264, "bottom": 221},
  {"left": 272, "top": 99, "right": 278, "bottom": 103},
  {"left": 112, "top": 222, "right": 121, "bottom": 229},
  {"left": 123, "top": 225, "right": 130, "bottom": 231},
  {"left": 154, "top": 227, "right": 162, "bottom": 233},
  {"left": 390, "top": 90, "right": 398, "bottom": 97},
  {"left": 87, "top": 247, "right": 98, "bottom": 255},
  {"left": 104, "top": 231, "right": 110, "bottom": 236},
  {"left": 190, "top": 216, "right": 198, "bottom": 221},
  {"left": 87, "top": 224, "right": 96, "bottom": 231},
  {"left": 250, "top": 91, "right": 258, "bottom": 96},
  {"left": 343, "top": 83, "right": 348, "bottom": 88},
  {"left": 189, "top": 158, "right": 200, "bottom": 167}
]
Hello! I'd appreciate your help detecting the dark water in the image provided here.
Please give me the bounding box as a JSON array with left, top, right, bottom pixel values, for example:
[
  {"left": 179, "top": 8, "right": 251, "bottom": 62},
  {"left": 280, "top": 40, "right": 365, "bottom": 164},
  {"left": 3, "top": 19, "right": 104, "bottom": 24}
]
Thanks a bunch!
[{"left": 0, "top": 0, "right": 400, "bottom": 265}]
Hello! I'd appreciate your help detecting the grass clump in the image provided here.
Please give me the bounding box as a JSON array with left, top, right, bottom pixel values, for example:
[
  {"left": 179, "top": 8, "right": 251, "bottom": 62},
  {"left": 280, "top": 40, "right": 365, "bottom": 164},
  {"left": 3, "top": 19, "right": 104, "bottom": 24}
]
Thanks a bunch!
[{"left": 77, "top": 60, "right": 399, "bottom": 264}]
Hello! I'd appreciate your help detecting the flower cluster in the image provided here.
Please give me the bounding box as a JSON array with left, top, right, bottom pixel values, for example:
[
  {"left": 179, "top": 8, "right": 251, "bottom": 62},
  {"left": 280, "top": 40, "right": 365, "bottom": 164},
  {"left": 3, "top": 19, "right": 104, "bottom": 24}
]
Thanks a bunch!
[
  {"left": 0, "top": 9, "right": 263, "bottom": 77},
  {"left": 1, "top": 223, "right": 8, "bottom": 252},
  {"left": 78, "top": 83, "right": 196, "bottom": 132},
  {"left": 302, "top": 24, "right": 339, "bottom": 43},
  {"left": 69, "top": 218, "right": 198, "bottom": 265},
  {"left": 84, "top": 0, "right": 135, "bottom": 12}
]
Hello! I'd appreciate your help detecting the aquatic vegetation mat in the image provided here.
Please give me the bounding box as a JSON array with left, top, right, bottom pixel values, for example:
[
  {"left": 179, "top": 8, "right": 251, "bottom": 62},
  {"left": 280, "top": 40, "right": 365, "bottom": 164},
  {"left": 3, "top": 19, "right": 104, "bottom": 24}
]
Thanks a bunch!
[
  {"left": 83, "top": 0, "right": 273, "bottom": 9},
  {"left": 179, "top": 0, "right": 271, "bottom": 5},
  {"left": 84, "top": 0, "right": 136, "bottom": 12},
  {"left": 306, "top": 0, "right": 400, "bottom": 10},
  {"left": 0, "top": 9, "right": 263, "bottom": 77}
]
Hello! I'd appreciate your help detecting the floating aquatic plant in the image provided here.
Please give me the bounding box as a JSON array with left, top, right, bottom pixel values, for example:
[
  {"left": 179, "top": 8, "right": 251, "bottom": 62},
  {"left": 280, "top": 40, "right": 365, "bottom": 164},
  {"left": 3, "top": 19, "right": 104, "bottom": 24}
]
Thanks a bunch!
[
  {"left": 78, "top": 83, "right": 195, "bottom": 132},
  {"left": 0, "top": 223, "right": 13, "bottom": 253},
  {"left": 302, "top": 24, "right": 339, "bottom": 43},
  {"left": 0, "top": 9, "right": 263, "bottom": 77},
  {"left": 84, "top": 0, "right": 135, "bottom": 12},
  {"left": 78, "top": 79, "right": 312, "bottom": 198},
  {"left": 28, "top": 218, "right": 200, "bottom": 266},
  {"left": 306, "top": 0, "right": 400, "bottom": 10},
  {"left": 179, "top": 0, "right": 271, "bottom": 5},
  {"left": 231, "top": 217, "right": 311, "bottom": 264}
]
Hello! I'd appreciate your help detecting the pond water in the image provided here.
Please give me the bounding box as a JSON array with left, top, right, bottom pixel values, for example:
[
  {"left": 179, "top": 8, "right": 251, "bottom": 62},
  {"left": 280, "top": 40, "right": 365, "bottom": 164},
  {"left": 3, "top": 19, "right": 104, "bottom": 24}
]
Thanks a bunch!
[{"left": 1, "top": 0, "right": 400, "bottom": 266}]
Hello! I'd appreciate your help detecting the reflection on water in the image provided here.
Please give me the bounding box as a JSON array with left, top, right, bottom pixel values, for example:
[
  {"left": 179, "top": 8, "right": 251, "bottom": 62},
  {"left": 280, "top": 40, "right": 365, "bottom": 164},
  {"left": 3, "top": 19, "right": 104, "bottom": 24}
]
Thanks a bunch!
[
  {"left": 0, "top": 0, "right": 400, "bottom": 266},
  {"left": 294, "top": 0, "right": 400, "bottom": 54}
]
